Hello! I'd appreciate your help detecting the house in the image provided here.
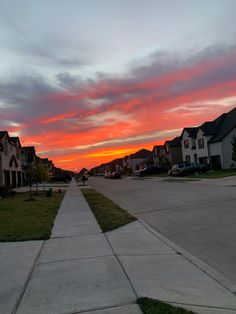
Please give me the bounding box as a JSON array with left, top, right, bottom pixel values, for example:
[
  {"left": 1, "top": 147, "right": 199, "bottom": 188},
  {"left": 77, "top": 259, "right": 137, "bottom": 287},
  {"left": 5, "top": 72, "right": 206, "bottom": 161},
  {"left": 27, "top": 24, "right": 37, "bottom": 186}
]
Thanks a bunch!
[
  {"left": 0, "top": 131, "right": 23, "bottom": 188},
  {"left": 129, "top": 149, "right": 153, "bottom": 171},
  {"left": 181, "top": 127, "right": 199, "bottom": 163},
  {"left": 196, "top": 107, "right": 236, "bottom": 169},
  {"left": 152, "top": 137, "right": 183, "bottom": 170},
  {"left": 152, "top": 145, "right": 164, "bottom": 168},
  {"left": 164, "top": 136, "right": 183, "bottom": 167}
]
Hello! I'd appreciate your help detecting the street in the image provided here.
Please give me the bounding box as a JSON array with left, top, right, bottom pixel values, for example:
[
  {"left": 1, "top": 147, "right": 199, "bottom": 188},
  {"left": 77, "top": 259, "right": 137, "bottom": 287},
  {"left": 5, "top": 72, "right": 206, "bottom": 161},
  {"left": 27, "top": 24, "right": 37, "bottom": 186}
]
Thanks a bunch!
[{"left": 89, "top": 176, "right": 236, "bottom": 284}]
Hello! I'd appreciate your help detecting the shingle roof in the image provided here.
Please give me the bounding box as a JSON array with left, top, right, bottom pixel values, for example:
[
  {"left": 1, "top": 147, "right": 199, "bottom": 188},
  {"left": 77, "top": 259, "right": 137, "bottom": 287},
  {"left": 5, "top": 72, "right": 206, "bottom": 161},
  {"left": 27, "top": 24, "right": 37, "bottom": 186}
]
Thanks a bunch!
[
  {"left": 130, "top": 149, "right": 152, "bottom": 159},
  {"left": 166, "top": 136, "right": 182, "bottom": 147},
  {"left": 0, "top": 131, "right": 9, "bottom": 139},
  {"left": 10, "top": 137, "right": 21, "bottom": 147},
  {"left": 208, "top": 107, "right": 236, "bottom": 143},
  {"left": 181, "top": 127, "right": 199, "bottom": 139},
  {"left": 200, "top": 113, "right": 227, "bottom": 136}
]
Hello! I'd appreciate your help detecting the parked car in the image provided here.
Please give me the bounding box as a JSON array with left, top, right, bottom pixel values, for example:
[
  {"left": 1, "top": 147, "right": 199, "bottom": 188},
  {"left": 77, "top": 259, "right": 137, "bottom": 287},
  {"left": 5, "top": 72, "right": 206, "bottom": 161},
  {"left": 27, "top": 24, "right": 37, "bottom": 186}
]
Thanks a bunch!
[
  {"left": 168, "top": 162, "right": 209, "bottom": 176},
  {"left": 104, "top": 171, "right": 112, "bottom": 178},
  {"left": 137, "top": 166, "right": 162, "bottom": 177},
  {"left": 111, "top": 171, "right": 121, "bottom": 179}
]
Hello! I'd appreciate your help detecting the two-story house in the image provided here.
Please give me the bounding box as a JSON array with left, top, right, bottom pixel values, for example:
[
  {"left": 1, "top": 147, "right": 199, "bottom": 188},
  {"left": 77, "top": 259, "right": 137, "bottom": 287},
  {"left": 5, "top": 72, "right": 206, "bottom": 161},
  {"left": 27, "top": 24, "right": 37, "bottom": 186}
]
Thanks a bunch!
[
  {"left": 206, "top": 108, "right": 236, "bottom": 169},
  {"left": 0, "top": 131, "right": 23, "bottom": 188},
  {"left": 181, "top": 127, "right": 199, "bottom": 163}
]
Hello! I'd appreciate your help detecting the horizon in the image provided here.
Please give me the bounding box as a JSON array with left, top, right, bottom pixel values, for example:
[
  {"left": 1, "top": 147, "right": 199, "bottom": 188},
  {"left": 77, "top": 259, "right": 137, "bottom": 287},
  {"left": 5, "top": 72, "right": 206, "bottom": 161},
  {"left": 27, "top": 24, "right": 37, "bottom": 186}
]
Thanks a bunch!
[{"left": 1, "top": 1, "right": 236, "bottom": 171}]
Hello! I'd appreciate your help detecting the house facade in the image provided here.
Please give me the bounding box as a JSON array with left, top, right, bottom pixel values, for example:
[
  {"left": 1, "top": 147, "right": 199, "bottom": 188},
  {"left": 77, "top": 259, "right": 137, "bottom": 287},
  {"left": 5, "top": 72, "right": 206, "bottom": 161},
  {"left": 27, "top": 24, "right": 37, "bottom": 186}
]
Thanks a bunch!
[
  {"left": 182, "top": 108, "right": 236, "bottom": 169},
  {"left": 0, "top": 132, "right": 23, "bottom": 188},
  {"left": 164, "top": 136, "right": 183, "bottom": 167},
  {"left": 181, "top": 127, "right": 199, "bottom": 163},
  {"left": 129, "top": 149, "right": 153, "bottom": 171}
]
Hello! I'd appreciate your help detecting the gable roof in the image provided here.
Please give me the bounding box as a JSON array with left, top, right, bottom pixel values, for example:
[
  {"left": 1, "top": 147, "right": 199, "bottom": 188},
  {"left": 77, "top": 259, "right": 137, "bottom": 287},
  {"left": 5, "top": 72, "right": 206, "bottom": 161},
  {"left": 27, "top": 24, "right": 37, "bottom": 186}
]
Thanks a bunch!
[
  {"left": 165, "top": 136, "right": 182, "bottom": 147},
  {"left": 200, "top": 113, "right": 227, "bottom": 136},
  {"left": 130, "top": 149, "right": 152, "bottom": 159},
  {"left": 208, "top": 107, "right": 236, "bottom": 143},
  {"left": 10, "top": 137, "right": 22, "bottom": 147},
  {"left": 0, "top": 131, "right": 9, "bottom": 140},
  {"left": 181, "top": 127, "right": 199, "bottom": 139}
]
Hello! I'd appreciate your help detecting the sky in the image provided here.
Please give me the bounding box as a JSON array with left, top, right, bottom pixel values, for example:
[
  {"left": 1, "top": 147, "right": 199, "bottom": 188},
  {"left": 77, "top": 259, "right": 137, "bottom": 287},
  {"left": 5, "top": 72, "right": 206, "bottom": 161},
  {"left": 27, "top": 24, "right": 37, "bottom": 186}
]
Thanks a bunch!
[{"left": 1, "top": 0, "right": 236, "bottom": 170}]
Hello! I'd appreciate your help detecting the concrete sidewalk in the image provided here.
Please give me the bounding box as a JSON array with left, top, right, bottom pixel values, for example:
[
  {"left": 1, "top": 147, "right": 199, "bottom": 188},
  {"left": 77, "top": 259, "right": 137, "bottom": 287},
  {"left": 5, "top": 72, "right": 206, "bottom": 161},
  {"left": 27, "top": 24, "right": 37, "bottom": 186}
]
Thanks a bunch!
[{"left": 1, "top": 180, "right": 236, "bottom": 313}]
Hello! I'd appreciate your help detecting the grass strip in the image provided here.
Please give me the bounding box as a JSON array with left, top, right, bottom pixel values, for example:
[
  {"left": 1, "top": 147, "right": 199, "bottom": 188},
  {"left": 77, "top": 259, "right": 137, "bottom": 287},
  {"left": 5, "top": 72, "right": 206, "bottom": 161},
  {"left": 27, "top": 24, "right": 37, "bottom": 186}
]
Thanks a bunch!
[
  {"left": 0, "top": 191, "right": 64, "bottom": 242},
  {"left": 188, "top": 169, "right": 236, "bottom": 179},
  {"left": 81, "top": 188, "right": 136, "bottom": 232},
  {"left": 137, "top": 297, "right": 196, "bottom": 314}
]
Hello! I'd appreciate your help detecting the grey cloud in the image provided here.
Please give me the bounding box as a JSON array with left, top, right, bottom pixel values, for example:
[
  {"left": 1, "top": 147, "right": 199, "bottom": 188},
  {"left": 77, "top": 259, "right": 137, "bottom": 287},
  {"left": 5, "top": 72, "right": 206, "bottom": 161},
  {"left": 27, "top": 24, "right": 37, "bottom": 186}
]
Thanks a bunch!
[{"left": 0, "top": 16, "right": 93, "bottom": 68}]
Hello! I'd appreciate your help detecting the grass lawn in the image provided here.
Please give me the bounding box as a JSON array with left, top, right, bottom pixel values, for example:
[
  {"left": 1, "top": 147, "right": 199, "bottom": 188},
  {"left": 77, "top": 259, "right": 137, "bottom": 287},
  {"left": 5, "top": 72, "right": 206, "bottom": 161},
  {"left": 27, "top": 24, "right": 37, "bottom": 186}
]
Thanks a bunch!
[
  {"left": 137, "top": 297, "right": 196, "bottom": 314},
  {"left": 81, "top": 188, "right": 136, "bottom": 232},
  {"left": 0, "top": 191, "right": 64, "bottom": 242},
  {"left": 162, "top": 178, "right": 200, "bottom": 183},
  {"left": 189, "top": 169, "right": 236, "bottom": 179}
]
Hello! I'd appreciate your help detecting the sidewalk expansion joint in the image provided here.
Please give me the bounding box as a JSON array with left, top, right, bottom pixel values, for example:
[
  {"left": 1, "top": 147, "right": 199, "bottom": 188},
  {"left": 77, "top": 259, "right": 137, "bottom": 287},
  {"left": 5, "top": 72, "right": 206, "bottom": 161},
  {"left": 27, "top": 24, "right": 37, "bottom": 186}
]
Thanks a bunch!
[
  {"left": 59, "top": 301, "right": 138, "bottom": 314},
  {"left": 37, "top": 254, "right": 114, "bottom": 265},
  {"left": 11, "top": 241, "right": 46, "bottom": 314},
  {"left": 104, "top": 233, "right": 139, "bottom": 300}
]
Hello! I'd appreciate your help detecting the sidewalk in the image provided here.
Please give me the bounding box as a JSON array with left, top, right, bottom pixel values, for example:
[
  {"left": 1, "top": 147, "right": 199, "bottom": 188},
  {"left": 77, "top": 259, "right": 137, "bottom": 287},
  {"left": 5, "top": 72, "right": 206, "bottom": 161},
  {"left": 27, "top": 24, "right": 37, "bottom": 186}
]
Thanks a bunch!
[{"left": 1, "top": 180, "right": 236, "bottom": 313}]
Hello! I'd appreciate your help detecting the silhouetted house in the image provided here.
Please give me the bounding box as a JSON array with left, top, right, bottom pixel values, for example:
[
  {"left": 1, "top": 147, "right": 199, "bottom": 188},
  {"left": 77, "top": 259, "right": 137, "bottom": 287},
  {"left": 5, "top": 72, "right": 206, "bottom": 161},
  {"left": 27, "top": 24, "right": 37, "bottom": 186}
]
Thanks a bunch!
[
  {"left": 129, "top": 149, "right": 153, "bottom": 171},
  {"left": 164, "top": 136, "right": 183, "bottom": 168},
  {"left": 0, "top": 131, "right": 23, "bottom": 187},
  {"left": 152, "top": 145, "right": 164, "bottom": 168},
  {"left": 196, "top": 107, "right": 236, "bottom": 169},
  {"left": 181, "top": 127, "right": 199, "bottom": 163}
]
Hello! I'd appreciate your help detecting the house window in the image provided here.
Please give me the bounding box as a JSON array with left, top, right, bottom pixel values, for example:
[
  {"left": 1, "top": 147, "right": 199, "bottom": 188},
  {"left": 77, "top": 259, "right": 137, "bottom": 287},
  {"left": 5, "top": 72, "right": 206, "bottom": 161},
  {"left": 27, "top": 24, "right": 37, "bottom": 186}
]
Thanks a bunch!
[
  {"left": 191, "top": 139, "right": 196, "bottom": 149},
  {"left": 198, "top": 138, "right": 204, "bottom": 149},
  {"left": 184, "top": 139, "right": 189, "bottom": 149},
  {"left": 185, "top": 155, "right": 191, "bottom": 162}
]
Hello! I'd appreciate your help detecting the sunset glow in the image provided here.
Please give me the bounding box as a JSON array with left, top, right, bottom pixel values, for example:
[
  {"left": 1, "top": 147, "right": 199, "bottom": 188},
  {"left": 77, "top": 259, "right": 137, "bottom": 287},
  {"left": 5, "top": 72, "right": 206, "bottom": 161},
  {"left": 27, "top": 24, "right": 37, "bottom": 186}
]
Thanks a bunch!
[{"left": 1, "top": 1, "right": 236, "bottom": 170}]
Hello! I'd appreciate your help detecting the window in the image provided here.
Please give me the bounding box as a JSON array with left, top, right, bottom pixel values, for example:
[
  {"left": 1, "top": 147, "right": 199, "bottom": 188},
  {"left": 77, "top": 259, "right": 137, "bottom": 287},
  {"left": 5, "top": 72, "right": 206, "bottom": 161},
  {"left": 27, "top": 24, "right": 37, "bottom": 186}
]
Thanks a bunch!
[
  {"left": 185, "top": 155, "right": 191, "bottom": 162},
  {"left": 184, "top": 139, "right": 189, "bottom": 149},
  {"left": 198, "top": 138, "right": 204, "bottom": 149}
]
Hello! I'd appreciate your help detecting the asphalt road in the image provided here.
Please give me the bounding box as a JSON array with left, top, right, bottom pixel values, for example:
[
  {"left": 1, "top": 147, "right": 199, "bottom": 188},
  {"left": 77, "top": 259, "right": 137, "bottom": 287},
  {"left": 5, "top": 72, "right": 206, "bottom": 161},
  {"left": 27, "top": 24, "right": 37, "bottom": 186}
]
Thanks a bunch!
[{"left": 89, "top": 176, "right": 236, "bottom": 284}]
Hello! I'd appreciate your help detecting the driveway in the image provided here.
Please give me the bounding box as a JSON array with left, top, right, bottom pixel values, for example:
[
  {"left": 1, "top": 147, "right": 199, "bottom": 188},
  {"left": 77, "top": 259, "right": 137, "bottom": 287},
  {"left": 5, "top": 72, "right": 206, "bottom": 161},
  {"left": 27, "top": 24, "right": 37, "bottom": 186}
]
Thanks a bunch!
[{"left": 89, "top": 176, "right": 236, "bottom": 285}]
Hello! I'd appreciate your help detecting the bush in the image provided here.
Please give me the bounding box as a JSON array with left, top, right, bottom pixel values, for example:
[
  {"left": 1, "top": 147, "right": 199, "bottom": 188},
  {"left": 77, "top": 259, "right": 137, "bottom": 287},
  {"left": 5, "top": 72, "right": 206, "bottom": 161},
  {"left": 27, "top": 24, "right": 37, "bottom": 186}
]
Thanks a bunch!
[{"left": 0, "top": 186, "right": 10, "bottom": 197}]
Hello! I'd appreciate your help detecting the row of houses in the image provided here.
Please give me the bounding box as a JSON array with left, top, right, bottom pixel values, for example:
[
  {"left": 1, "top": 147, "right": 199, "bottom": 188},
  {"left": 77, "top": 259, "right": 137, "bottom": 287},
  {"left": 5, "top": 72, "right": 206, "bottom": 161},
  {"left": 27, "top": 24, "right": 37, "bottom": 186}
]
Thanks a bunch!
[
  {"left": 0, "top": 131, "right": 55, "bottom": 188},
  {"left": 91, "top": 107, "right": 236, "bottom": 174}
]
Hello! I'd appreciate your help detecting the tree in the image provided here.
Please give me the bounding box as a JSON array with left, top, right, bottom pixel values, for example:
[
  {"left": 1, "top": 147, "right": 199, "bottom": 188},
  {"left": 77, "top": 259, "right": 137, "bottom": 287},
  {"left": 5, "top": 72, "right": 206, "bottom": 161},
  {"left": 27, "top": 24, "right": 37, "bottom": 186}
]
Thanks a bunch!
[
  {"left": 34, "top": 160, "right": 49, "bottom": 191},
  {"left": 231, "top": 135, "right": 236, "bottom": 165}
]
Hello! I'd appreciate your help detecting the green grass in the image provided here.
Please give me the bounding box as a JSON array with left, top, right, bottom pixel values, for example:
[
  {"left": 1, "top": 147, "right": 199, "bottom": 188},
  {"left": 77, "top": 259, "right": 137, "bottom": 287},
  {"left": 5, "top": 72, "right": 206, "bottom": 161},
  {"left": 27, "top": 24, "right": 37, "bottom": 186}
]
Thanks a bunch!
[
  {"left": 188, "top": 169, "right": 236, "bottom": 179},
  {"left": 137, "top": 298, "right": 196, "bottom": 314},
  {"left": 0, "top": 191, "right": 64, "bottom": 242},
  {"left": 81, "top": 188, "right": 136, "bottom": 232},
  {"left": 162, "top": 178, "right": 200, "bottom": 183}
]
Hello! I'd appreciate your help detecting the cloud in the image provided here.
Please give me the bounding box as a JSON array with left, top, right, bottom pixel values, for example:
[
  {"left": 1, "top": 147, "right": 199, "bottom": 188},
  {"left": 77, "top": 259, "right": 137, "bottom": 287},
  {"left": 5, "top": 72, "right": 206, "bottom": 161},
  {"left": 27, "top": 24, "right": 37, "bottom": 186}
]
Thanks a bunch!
[{"left": 1, "top": 45, "right": 236, "bottom": 169}]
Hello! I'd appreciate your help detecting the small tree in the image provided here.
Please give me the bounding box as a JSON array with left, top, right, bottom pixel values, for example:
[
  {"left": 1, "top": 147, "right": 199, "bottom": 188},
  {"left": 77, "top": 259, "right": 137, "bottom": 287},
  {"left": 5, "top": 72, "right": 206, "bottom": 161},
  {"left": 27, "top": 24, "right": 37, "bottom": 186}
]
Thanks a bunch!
[{"left": 34, "top": 160, "right": 49, "bottom": 191}]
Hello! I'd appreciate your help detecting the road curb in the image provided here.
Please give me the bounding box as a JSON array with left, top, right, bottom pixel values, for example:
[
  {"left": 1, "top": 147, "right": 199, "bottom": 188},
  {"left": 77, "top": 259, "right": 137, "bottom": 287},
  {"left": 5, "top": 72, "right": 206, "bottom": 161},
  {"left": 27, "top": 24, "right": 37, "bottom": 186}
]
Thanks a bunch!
[{"left": 138, "top": 217, "right": 236, "bottom": 294}]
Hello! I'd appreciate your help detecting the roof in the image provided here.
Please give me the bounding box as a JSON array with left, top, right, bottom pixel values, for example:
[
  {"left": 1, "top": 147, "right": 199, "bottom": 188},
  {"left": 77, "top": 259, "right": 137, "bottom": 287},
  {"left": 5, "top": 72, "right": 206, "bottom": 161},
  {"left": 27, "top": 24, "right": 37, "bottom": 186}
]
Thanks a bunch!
[
  {"left": 208, "top": 107, "right": 236, "bottom": 143},
  {"left": 152, "top": 145, "right": 164, "bottom": 151},
  {"left": 181, "top": 127, "right": 199, "bottom": 139},
  {"left": 22, "top": 146, "right": 36, "bottom": 153},
  {"left": 200, "top": 113, "right": 227, "bottom": 136},
  {"left": 165, "top": 136, "right": 182, "bottom": 147},
  {"left": 130, "top": 149, "right": 152, "bottom": 159},
  {"left": 0, "top": 131, "right": 9, "bottom": 139},
  {"left": 10, "top": 137, "right": 21, "bottom": 147}
]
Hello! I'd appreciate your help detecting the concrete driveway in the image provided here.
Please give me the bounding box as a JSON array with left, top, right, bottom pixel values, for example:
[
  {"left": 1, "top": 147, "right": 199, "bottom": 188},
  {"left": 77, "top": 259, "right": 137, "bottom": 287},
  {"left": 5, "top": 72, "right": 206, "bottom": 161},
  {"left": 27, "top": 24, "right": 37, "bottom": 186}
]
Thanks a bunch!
[{"left": 89, "top": 176, "right": 236, "bottom": 285}]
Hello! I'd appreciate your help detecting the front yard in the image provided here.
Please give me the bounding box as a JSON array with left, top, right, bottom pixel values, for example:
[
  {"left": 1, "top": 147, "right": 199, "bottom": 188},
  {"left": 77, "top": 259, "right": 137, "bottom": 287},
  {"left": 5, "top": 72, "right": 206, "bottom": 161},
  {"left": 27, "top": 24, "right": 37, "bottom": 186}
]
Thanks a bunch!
[
  {"left": 189, "top": 168, "right": 236, "bottom": 179},
  {"left": 0, "top": 191, "right": 64, "bottom": 242}
]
